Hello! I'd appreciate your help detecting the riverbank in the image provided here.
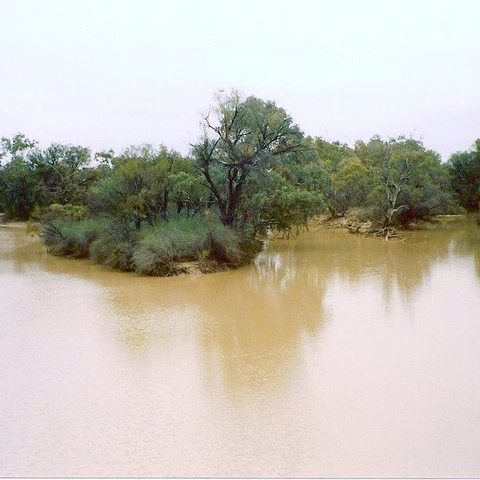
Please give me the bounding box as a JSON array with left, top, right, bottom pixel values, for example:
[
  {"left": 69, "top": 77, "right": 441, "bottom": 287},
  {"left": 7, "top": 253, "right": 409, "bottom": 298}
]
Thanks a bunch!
[
  {"left": 37, "top": 216, "right": 262, "bottom": 277},
  {"left": 2, "top": 213, "right": 471, "bottom": 276},
  {"left": 316, "top": 210, "right": 468, "bottom": 239},
  {"left": 0, "top": 219, "right": 231, "bottom": 276}
]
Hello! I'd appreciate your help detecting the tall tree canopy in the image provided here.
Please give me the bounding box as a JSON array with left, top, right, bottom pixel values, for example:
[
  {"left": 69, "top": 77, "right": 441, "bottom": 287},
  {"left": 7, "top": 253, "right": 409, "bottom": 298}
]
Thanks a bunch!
[
  {"left": 448, "top": 140, "right": 480, "bottom": 212},
  {"left": 355, "top": 136, "right": 452, "bottom": 226},
  {"left": 191, "top": 91, "right": 315, "bottom": 230},
  {"left": 0, "top": 134, "right": 39, "bottom": 219},
  {"left": 89, "top": 144, "right": 197, "bottom": 229}
]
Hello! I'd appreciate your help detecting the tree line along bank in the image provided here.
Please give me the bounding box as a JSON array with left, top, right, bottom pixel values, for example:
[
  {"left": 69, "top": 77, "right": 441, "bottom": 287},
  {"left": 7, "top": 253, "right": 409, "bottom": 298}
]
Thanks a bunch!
[{"left": 1, "top": 91, "right": 479, "bottom": 275}]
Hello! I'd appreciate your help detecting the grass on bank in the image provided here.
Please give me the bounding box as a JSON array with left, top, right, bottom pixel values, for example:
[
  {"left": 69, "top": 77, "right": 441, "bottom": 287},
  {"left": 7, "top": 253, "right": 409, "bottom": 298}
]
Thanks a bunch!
[{"left": 41, "top": 215, "right": 256, "bottom": 276}]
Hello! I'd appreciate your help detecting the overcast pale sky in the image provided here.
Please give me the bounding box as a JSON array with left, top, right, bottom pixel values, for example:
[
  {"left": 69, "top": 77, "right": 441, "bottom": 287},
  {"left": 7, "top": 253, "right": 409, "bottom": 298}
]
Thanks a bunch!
[{"left": 1, "top": 0, "right": 479, "bottom": 160}]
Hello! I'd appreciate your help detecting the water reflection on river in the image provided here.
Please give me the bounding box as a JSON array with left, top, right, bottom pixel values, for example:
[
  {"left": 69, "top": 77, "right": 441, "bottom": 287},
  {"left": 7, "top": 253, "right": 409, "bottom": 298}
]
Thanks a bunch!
[{"left": 1, "top": 220, "right": 480, "bottom": 477}]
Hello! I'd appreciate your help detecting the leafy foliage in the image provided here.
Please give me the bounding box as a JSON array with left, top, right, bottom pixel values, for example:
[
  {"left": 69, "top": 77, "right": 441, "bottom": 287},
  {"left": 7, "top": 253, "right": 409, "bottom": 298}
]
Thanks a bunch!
[
  {"left": 355, "top": 136, "right": 454, "bottom": 226},
  {"left": 448, "top": 140, "right": 480, "bottom": 212},
  {"left": 191, "top": 90, "right": 311, "bottom": 228},
  {"left": 248, "top": 182, "right": 323, "bottom": 236},
  {"left": 89, "top": 218, "right": 139, "bottom": 271},
  {"left": 0, "top": 136, "right": 95, "bottom": 220},
  {"left": 133, "top": 217, "right": 246, "bottom": 275},
  {"left": 0, "top": 156, "right": 38, "bottom": 219},
  {"left": 0, "top": 134, "right": 39, "bottom": 219},
  {"left": 1, "top": 92, "right": 470, "bottom": 275},
  {"left": 42, "top": 217, "right": 106, "bottom": 258},
  {"left": 28, "top": 143, "right": 93, "bottom": 207},
  {"left": 89, "top": 144, "right": 200, "bottom": 228}
]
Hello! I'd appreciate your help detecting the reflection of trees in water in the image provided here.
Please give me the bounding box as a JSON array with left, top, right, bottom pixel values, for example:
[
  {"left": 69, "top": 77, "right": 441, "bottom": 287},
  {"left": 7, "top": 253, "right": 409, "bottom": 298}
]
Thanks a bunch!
[
  {"left": 292, "top": 223, "right": 480, "bottom": 324},
  {"left": 451, "top": 220, "right": 480, "bottom": 278},
  {"left": 361, "top": 231, "right": 452, "bottom": 307},
  {"left": 0, "top": 227, "right": 46, "bottom": 274},
  {"left": 196, "top": 255, "right": 329, "bottom": 396},
  {"left": 194, "top": 227, "right": 456, "bottom": 396},
  {"left": 289, "top": 228, "right": 456, "bottom": 305},
  {"left": 5, "top": 221, "right": 479, "bottom": 394}
]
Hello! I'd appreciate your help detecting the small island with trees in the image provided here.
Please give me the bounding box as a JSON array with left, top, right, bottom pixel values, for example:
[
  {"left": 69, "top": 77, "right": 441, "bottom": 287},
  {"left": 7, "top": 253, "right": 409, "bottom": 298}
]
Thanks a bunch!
[{"left": 1, "top": 90, "right": 479, "bottom": 276}]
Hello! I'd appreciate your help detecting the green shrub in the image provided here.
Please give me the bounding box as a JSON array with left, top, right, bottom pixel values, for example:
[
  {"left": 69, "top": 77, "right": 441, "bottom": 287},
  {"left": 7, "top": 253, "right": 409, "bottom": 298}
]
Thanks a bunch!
[
  {"left": 201, "top": 222, "right": 246, "bottom": 265},
  {"left": 133, "top": 217, "right": 207, "bottom": 275},
  {"left": 89, "top": 219, "right": 138, "bottom": 271},
  {"left": 132, "top": 218, "right": 251, "bottom": 275},
  {"left": 41, "top": 214, "right": 260, "bottom": 276},
  {"left": 42, "top": 217, "right": 105, "bottom": 258},
  {"left": 36, "top": 203, "right": 88, "bottom": 223},
  {"left": 132, "top": 232, "right": 176, "bottom": 276}
]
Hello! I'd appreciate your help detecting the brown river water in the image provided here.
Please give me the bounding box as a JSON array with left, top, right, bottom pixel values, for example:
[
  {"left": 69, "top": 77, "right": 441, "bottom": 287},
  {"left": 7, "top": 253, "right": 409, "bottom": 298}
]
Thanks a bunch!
[{"left": 1, "top": 219, "right": 480, "bottom": 478}]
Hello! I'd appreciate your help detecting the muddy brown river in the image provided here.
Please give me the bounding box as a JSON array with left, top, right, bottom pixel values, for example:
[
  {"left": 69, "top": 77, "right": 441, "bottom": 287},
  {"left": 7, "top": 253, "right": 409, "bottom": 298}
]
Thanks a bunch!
[{"left": 1, "top": 220, "right": 480, "bottom": 477}]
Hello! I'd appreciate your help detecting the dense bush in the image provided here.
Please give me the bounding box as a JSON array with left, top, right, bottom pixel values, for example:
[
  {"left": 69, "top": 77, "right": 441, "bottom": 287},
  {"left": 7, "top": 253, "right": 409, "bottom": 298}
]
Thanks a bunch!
[
  {"left": 448, "top": 141, "right": 480, "bottom": 212},
  {"left": 41, "top": 215, "right": 253, "bottom": 275},
  {"left": 89, "top": 219, "right": 138, "bottom": 271},
  {"left": 42, "top": 217, "right": 106, "bottom": 258},
  {"left": 133, "top": 217, "right": 248, "bottom": 276},
  {"left": 201, "top": 221, "right": 247, "bottom": 265},
  {"left": 133, "top": 218, "right": 205, "bottom": 276}
]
